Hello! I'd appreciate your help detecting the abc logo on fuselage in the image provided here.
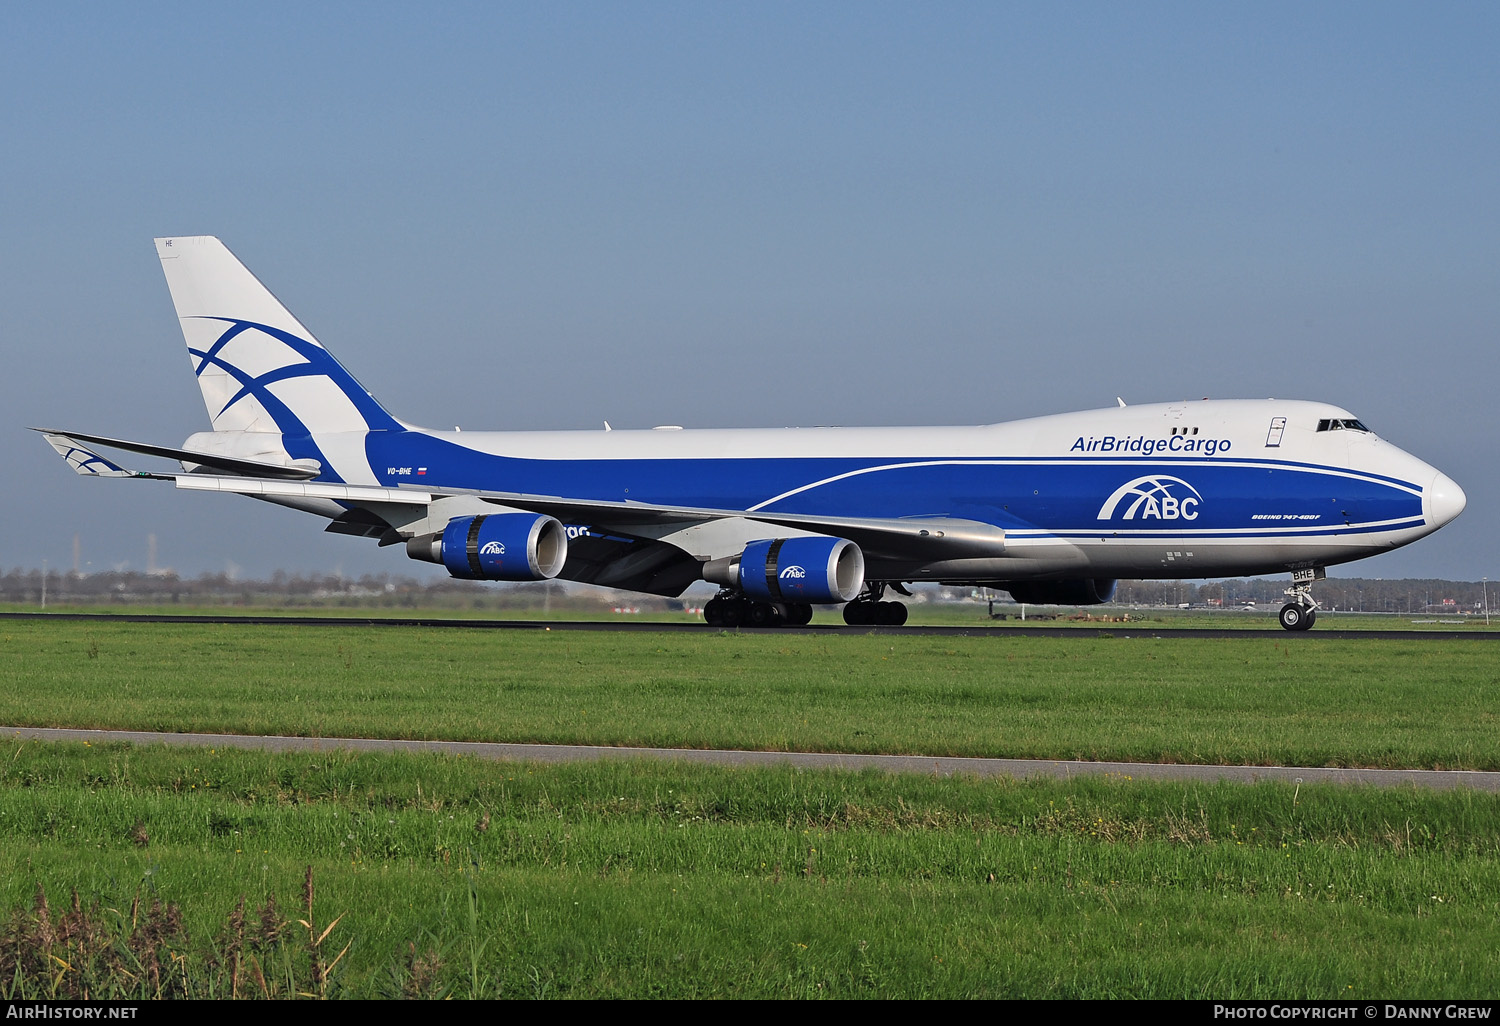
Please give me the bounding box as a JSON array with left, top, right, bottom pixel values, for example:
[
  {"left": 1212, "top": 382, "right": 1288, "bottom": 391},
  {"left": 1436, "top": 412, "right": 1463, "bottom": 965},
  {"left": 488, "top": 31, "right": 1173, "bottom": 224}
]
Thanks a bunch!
[{"left": 1096, "top": 476, "right": 1202, "bottom": 521}]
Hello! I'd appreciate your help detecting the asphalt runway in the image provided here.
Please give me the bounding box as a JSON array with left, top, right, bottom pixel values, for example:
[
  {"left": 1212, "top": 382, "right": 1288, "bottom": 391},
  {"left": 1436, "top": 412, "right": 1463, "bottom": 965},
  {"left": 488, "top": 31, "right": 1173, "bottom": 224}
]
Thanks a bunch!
[
  {"left": 1, "top": 611, "right": 1494, "bottom": 640},
  {"left": 6, "top": 725, "right": 1497, "bottom": 792}
]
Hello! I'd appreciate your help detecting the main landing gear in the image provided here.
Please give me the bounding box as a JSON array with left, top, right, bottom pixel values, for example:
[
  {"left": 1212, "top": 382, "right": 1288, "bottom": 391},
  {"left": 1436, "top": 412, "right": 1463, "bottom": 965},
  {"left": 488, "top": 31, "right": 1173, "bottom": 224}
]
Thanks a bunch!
[
  {"left": 703, "top": 593, "right": 813, "bottom": 628},
  {"left": 1278, "top": 568, "right": 1325, "bottom": 631},
  {"left": 701, "top": 582, "right": 912, "bottom": 628},
  {"left": 842, "top": 582, "right": 909, "bottom": 626}
]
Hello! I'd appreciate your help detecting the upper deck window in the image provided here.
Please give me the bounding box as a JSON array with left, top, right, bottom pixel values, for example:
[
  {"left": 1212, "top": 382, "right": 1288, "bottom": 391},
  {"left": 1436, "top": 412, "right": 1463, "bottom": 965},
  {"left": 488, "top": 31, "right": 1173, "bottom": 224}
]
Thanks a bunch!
[{"left": 1316, "top": 418, "right": 1371, "bottom": 433}]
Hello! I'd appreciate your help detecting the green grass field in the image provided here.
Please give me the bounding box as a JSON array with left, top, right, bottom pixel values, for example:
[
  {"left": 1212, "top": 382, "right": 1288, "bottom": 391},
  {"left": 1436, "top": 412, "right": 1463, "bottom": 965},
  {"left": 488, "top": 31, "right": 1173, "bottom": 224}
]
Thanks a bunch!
[
  {"left": 5, "top": 743, "right": 1500, "bottom": 998},
  {"left": 3, "top": 619, "right": 1499, "bottom": 997},
  {"left": 3, "top": 620, "right": 1498, "bottom": 768}
]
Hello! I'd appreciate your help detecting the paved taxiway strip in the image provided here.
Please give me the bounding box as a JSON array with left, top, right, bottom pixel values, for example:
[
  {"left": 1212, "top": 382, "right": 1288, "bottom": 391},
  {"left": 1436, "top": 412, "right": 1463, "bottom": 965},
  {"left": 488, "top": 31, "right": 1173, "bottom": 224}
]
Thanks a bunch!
[
  {"left": 1, "top": 611, "right": 1494, "bottom": 640},
  {"left": 6, "top": 726, "right": 1496, "bottom": 792}
]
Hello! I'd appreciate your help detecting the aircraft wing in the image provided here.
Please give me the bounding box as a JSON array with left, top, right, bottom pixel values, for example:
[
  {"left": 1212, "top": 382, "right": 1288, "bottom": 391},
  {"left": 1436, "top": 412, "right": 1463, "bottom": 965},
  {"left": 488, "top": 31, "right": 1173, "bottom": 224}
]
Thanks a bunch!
[
  {"left": 161, "top": 474, "right": 1005, "bottom": 557},
  {"left": 44, "top": 441, "right": 1007, "bottom": 592},
  {"left": 470, "top": 491, "right": 1007, "bottom": 560},
  {"left": 62, "top": 456, "right": 1005, "bottom": 561}
]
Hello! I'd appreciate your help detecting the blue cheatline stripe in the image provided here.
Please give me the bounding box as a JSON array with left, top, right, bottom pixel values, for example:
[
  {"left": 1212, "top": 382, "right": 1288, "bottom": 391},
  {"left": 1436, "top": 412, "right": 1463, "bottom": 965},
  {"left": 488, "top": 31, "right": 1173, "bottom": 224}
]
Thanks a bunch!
[
  {"left": 1036, "top": 520, "right": 1428, "bottom": 540},
  {"left": 358, "top": 431, "right": 1427, "bottom": 538}
]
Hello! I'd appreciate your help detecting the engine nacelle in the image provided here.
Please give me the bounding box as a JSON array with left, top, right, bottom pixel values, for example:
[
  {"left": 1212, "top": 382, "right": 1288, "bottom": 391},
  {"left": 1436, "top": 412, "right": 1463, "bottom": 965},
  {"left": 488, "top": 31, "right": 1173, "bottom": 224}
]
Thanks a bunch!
[
  {"left": 1006, "top": 579, "right": 1118, "bottom": 606},
  {"left": 406, "top": 513, "right": 568, "bottom": 581},
  {"left": 736, "top": 536, "right": 865, "bottom": 604}
]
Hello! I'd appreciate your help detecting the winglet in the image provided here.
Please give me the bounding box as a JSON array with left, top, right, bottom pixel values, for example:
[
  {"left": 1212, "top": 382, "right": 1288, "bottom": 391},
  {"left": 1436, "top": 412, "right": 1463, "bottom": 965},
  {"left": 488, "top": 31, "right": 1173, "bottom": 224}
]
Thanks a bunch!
[{"left": 41, "top": 433, "right": 136, "bottom": 478}]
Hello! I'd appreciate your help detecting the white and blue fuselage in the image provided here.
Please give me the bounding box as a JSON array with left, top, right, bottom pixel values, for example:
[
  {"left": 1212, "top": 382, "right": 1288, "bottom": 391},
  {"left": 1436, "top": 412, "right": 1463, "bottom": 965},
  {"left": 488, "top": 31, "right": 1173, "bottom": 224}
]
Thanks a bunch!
[{"left": 342, "top": 399, "right": 1462, "bottom": 583}]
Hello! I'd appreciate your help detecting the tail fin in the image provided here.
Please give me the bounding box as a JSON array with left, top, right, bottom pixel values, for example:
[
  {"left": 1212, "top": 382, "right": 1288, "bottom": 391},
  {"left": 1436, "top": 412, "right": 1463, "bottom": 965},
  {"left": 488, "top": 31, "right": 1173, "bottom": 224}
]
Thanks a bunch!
[{"left": 155, "top": 237, "right": 402, "bottom": 436}]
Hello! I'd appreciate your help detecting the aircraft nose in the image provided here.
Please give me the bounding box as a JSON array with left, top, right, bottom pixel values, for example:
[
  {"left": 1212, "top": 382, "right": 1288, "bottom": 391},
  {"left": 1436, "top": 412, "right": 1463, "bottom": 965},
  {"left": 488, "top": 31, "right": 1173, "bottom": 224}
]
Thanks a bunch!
[{"left": 1426, "top": 470, "right": 1466, "bottom": 529}]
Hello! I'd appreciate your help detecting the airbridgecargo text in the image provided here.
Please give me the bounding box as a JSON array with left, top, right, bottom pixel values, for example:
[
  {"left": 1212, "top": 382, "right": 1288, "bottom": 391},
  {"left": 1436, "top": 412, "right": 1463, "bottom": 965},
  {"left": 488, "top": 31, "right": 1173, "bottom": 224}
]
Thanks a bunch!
[{"left": 1071, "top": 435, "right": 1231, "bottom": 456}]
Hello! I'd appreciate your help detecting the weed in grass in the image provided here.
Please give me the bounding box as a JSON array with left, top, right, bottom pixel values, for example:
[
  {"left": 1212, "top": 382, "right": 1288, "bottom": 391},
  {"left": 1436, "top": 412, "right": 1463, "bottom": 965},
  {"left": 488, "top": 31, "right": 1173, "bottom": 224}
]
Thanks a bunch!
[
  {"left": 214, "top": 896, "right": 246, "bottom": 999},
  {"left": 463, "top": 855, "right": 491, "bottom": 998},
  {"left": 0, "top": 884, "right": 186, "bottom": 999},
  {"left": 402, "top": 941, "right": 446, "bottom": 999},
  {"left": 0, "top": 871, "right": 350, "bottom": 1000}
]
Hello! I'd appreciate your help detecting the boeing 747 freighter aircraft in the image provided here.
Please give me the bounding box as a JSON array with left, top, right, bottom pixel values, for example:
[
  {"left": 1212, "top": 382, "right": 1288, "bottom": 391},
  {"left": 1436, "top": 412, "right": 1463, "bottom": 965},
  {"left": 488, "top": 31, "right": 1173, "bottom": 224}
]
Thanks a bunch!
[{"left": 39, "top": 237, "right": 1466, "bottom": 630}]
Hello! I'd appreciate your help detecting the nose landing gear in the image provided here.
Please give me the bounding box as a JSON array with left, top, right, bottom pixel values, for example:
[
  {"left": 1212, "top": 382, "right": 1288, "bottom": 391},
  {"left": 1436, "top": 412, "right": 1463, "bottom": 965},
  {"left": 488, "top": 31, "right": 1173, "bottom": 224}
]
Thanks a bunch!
[{"left": 1278, "top": 568, "right": 1325, "bottom": 631}]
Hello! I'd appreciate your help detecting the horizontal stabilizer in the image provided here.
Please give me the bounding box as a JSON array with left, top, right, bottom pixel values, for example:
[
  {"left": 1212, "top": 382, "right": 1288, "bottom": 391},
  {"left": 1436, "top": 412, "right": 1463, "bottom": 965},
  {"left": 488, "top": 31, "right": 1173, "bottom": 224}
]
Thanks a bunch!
[
  {"left": 41, "top": 433, "right": 137, "bottom": 478},
  {"left": 32, "top": 429, "right": 321, "bottom": 480}
]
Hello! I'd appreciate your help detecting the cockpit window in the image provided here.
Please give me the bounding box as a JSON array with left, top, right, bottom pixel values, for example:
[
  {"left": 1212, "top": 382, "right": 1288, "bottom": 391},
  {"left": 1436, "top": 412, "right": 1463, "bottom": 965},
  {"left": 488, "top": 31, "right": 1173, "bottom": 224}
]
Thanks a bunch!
[{"left": 1316, "top": 418, "right": 1371, "bottom": 433}]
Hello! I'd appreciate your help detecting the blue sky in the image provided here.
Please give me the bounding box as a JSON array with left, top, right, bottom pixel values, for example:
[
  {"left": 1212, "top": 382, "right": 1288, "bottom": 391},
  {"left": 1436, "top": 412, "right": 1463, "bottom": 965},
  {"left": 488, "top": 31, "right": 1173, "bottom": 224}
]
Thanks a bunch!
[{"left": 2, "top": 3, "right": 1495, "bottom": 582}]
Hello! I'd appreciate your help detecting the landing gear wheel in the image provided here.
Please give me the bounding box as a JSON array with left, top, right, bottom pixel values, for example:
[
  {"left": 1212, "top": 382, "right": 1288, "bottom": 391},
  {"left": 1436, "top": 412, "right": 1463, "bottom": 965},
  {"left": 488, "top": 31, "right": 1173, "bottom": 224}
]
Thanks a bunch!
[
  {"left": 843, "top": 599, "right": 908, "bottom": 626},
  {"left": 748, "top": 602, "right": 783, "bottom": 627},
  {"left": 719, "top": 598, "right": 744, "bottom": 627},
  {"left": 1279, "top": 603, "right": 1314, "bottom": 631},
  {"left": 706, "top": 595, "right": 812, "bottom": 628}
]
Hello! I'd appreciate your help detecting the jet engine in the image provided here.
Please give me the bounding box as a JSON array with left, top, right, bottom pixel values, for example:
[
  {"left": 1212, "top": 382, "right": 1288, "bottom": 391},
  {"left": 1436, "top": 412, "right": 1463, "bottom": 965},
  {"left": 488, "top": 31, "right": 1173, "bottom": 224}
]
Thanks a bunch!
[
  {"left": 1005, "top": 579, "right": 1118, "bottom": 606},
  {"left": 406, "top": 513, "right": 568, "bottom": 581},
  {"left": 731, "top": 536, "right": 866, "bottom": 604}
]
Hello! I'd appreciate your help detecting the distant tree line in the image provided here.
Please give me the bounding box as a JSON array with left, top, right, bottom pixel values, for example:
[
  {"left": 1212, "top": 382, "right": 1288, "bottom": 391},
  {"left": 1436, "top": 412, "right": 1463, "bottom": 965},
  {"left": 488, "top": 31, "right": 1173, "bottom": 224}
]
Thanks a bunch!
[
  {"left": 1105, "top": 578, "right": 1488, "bottom": 614},
  {"left": 2, "top": 568, "right": 1494, "bottom": 615}
]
